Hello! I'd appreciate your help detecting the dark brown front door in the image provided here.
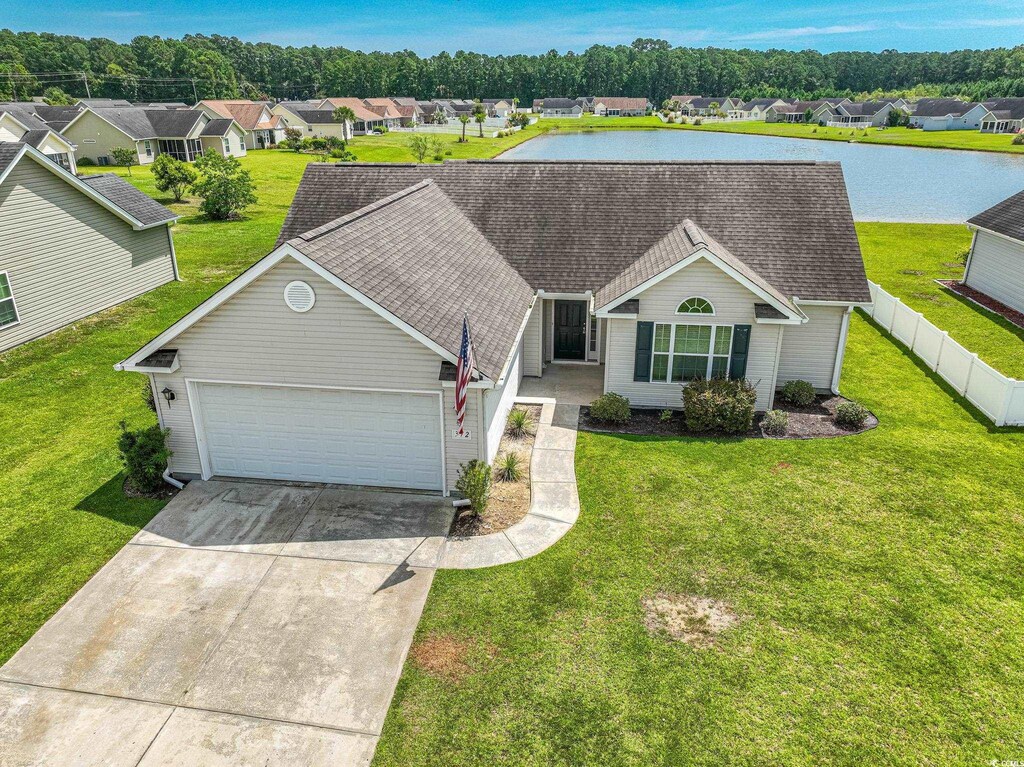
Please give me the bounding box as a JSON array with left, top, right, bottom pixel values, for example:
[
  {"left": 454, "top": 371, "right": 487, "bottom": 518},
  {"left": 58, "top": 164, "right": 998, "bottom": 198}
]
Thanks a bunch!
[{"left": 554, "top": 300, "right": 587, "bottom": 360}]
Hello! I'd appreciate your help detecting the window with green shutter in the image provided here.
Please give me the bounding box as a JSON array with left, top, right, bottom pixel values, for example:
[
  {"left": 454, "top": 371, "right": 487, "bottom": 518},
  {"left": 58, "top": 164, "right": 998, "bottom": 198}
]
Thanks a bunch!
[
  {"left": 0, "top": 273, "right": 18, "bottom": 328},
  {"left": 650, "top": 323, "right": 733, "bottom": 382}
]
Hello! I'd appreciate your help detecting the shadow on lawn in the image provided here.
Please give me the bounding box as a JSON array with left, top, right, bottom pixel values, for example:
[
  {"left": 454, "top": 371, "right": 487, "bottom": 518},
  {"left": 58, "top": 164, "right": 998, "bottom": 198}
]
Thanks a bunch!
[
  {"left": 857, "top": 309, "right": 1024, "bottom": 434},
  {"left": 76, "top": 473, "right": 172, "bottom": 529},
  {"left": 938, "top": 286, "right": 1024, "bottom": 341}
]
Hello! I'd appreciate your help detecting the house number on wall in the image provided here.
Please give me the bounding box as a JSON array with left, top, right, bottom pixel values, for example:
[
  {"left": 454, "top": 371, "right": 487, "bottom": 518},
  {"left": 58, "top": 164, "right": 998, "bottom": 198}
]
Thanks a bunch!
[{"left": 452, "top": 430, "right": 472, "bottom": 439}]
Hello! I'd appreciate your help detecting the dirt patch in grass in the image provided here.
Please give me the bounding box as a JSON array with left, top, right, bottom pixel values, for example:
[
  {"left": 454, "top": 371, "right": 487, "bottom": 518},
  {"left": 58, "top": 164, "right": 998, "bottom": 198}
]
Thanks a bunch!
[
  {"left": 409, "top": 634, "right": 496, "bottom": 682},
  {"left": 642, "top": 593, "right": 740, "bottom": 649},
  {"left": 899, "top": 269, "right": 926, "bottom": 276},
  {"left": 450, "top": 404, "right": 540, "bottom": 537}
]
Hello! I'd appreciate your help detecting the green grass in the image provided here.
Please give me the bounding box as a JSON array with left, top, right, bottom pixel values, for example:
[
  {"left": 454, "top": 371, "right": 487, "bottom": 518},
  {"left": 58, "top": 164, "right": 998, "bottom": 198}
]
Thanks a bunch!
[
  {"left": 532, "top": 115, "right": 1024, "bottom": 154},
  {"left": 858, "top": 222, "right": 1024, "bottom": 379},
  {"left": 347, "top": 128, "right": 537, "bottom": 162},
  {"left": 375, "top": 313, "right": 1024, "bottom": 766}
]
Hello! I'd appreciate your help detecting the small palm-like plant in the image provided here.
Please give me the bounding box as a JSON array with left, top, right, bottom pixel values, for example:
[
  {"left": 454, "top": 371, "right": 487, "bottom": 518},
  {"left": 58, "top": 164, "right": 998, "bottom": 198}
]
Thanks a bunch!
[
  {"left": 494, "top": 452, "right": 523, "bottom": 483},
  {"left": 506, "top": 407, "right": 533, "bottom": 438}
]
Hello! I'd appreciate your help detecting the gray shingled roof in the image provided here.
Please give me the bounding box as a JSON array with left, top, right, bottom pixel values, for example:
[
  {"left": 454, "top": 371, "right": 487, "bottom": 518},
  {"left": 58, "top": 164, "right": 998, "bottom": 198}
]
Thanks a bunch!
[
  {"left": 967, "top": 188, "right": 1024, "bottom": 243},
  {"left": 80, "top": 174, "right": 177, "bottom": 227},
  {"left": 20, "top": 129, "right": 51, "bottom": 148},
  {"left": 278, "top": 160, "right": 870, "bottom": 303},
  {"left": 911, "top": 98, "right": 979, "bottom": 117},
  {"left": 542, "top": 98, "right": 579, "bottom": 110},
  {"left": 200, "top": 118, "right": 235, "bottom": 136},
  {"left": 146, "top": 109, "right": 204, "bottom": 137},
  {"left": 0, "top": 103, "right": 76, "bottom": 144},
  {"left": 286, "top": 180, "right": 534, "bottom": 380},
  {"left": 594, "top": 219, "right": 797, "bottom": 313},
  {"left": 0, "top": 142, "right": 21, "bottom": 176},
  {"left": 981, "top": 98, "right": 1024, "bottom": 119}
]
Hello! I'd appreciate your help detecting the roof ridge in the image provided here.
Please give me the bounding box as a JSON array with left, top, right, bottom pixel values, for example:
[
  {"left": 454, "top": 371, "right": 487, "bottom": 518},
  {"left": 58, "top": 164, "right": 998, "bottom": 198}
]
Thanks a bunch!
[{"left": 291, "top": 179, "right": 436, "bottom": 243}]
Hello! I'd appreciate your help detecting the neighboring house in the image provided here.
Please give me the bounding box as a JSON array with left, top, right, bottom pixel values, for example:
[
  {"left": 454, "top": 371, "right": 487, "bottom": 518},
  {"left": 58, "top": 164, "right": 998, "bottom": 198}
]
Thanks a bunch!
[
  {"left": 765, "top": 99, "right": 846, "bottom": 124},
  {"left": 0, "top": 104, "right": 78, "bottom": 172},
  {"left": 389, "top": 97, "right": 424, "bottom": 126},
  {"left": 482, "top": 99, "right": 516, "bottom": 118},
  {"left": 539, "top": 98, "right": 584, "bottom": 118},
  {"left": 362, "top": 98, "right": 405, "bottom": 127},
  {"left": 416, "top": 100, "right": 454, "bottom": 124},
  {"left": 273, "top": 101, "right": 352, "bottom": 139},
  {"left": 0, "top": 142, "right": 177, "bottom": 352},
  {"left": 317, "top": 97, "right": 401, "bottom": 134},
  {"left": 677, "top": 97, "right": 737, "bottom": 117},
  {"left": 979, "top": 98, "right": 1024, "bottom": 133},
  {"left": 593, "top": 97, "right": 649, "bottom": 116},
  {"left": 195, "top": 100, "right": 286, "bottom": 149},
  {"left": 76, "top": 98, "right": 133, "bottom": 109},
  {"left": 118, "top": 160, "right": 869, "bottom": 494},
  {"left": 739, "top": 98, "right": 792, "bottom": 120},
  {"left": 963, "top": 190, "right": 1024, "bottom": 314},
  {"left": 61, "top": 106, "right": 246, "bottom": 165},
  {"left": 908, "top": 98, "right": 988, "bottom": 131},
  {"left": 829, "top": 101, "right": 901, "bottom": 127},
  {"left": 575, "top": 96, "right": 595, "bottom": 112}
]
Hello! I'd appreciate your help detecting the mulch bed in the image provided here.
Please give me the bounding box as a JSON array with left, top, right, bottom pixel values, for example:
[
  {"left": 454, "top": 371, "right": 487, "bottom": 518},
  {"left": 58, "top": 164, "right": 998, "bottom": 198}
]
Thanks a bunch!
[
  {"left": 450, "top": 404, "right": 541, "bottom": 538},
  {"left": 579, "top": 395, "right": 876, "bottom": 440},
  {"left": 937, "top": 280, "right": 1024, "bottom": 330},
  {"left": 122, "top": 476, "right": 179, "bottom": 500}
]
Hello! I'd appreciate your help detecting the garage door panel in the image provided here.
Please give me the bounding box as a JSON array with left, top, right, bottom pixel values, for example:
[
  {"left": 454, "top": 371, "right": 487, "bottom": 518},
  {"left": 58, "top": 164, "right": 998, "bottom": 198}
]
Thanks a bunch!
[{"left": 195, "top": 383, "right": 443, "bottom": 490}]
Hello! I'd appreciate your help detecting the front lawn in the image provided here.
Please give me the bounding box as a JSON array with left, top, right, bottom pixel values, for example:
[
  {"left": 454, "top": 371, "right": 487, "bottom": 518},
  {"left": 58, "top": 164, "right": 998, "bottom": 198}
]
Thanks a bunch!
[
  {"left": 858, "top": 222, "right": 1024, "bottom": 379},
  {"left": 375, "top": 312, "right": 1024, "bottom": 765}
]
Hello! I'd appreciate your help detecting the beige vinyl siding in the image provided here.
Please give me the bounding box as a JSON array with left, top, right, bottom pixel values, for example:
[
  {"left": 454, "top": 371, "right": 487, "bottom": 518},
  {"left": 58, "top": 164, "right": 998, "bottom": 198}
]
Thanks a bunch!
[
  {"left": 542, "top": 298, "right": 553, "bottom": 362},
  {"left": 603, "top": 259, "right": 781, "bottom": 410},
  {"left": 151, "top": 257, "right": 479, "bottom": 490},
  {"left": 523, "top": 300, "right": 542, "bottom": 376},
  {"left": 776, "top": 305, "right": 847, "bottom": 391},
  {"left": 482, "top": 337, "right": 524, "bottom": 462},
  {"left": 199, "top": 127, "right": 246, "bottom": 159},
  {"left": 63, "top": 110, "right": 150, "bottom": 165},
  {"left": 964, "top": 230, "right": 1024, "bottom": 314},
  {"left": 0, "top": 157, "right": 174, "bottom": 352}
]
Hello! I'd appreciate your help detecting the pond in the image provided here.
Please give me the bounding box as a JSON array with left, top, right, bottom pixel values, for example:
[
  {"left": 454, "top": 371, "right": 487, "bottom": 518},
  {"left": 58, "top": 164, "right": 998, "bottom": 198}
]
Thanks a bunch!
[{"left": 502, "top": 129, "right": 1024, "bottom": 222}]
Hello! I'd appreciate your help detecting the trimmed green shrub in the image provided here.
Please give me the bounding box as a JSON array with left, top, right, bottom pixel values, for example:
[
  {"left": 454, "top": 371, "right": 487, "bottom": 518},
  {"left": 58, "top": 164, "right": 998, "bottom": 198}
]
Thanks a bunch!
[
  {"left": 682, "top": 378, "right": 757, "bottom": 434},
  {"left": 780, "top": 379, "right": 816, "bottom": 407},
  {"left": 117, "top": 420, "right": 171, "bottom": 493},
  {"left": 834, "top": 401, "right": 869, "bottom": 429},
  {"left": 192, "top": 153, "right": 257, "bottom": 221},
  {"left": 76, "top": 157, "right": 95, "bottom": 166},
  {"left": 762, "top": 409, "right": 789, "bottom": 436},
  {"left": 659, "top": 409, "right": 673, "bottom": 423},
  {"left": 590, "top": 393, "right": 631, "bottom": 423},
  {"left": 1013, "top": 133, "right": 1024, "bottom": 145},
  {"left": 456, "top": 459, "right": 492, "bottom": 516},
  {"left": 506, "top": 407, "right": 534, "bottom": 438},
  {"left": 494, "top": 452, "right": 523, "bottom": 483}
]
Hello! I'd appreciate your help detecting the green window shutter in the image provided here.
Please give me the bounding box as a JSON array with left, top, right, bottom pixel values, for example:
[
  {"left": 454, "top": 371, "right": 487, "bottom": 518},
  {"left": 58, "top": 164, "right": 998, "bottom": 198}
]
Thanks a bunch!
[
  {"left": 729, "top": 324, "right": 751, "bottom": 380},
  {"left": 634, "top": 321, "right": 654, "bottom": 381}
]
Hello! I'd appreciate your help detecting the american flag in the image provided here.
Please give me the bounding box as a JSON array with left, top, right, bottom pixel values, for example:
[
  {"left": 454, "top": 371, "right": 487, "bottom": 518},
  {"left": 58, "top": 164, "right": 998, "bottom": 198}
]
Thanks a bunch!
[{"left": 455, "top": 314, "right": 475, "bottom": 435}]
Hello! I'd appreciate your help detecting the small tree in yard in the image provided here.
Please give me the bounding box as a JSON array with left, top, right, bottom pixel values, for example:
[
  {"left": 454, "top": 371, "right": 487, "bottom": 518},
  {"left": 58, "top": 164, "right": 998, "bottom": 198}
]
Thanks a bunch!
[
  {"left": 473, "top": 102, "right": 487, "bottom": 137},
  {"left": 151, "top": 154, "right": 197, "bottom": 202},
  {"left": 409, "top": 134, "right": 431, "bottom": 162},
  {"left": 459, "top": 113, "right": 470, "bottom": 142},
  {"left": 191, "top": 153, "right": 257, "bottom": 221},
  {"left": 455, "top": 460, "right": 491, "bottom": 517},
  {"left": 332, "top": 106, "right": 356, "bottom": 136},
  {"left": 110, "top": 146, "right": 138, "bottom": 176},
  {"left": 117, "top": 420, "right": 171, "bottom": 494},
  {"left": 803, "top": 107, "right": 814, "bottom": 123}
]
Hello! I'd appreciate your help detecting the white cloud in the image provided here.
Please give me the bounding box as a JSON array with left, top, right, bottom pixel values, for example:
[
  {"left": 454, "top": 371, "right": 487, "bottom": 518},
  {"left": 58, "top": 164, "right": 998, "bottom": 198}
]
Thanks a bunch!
[{"left": 728, "top": 24, "right": 878, "bottom": 42}]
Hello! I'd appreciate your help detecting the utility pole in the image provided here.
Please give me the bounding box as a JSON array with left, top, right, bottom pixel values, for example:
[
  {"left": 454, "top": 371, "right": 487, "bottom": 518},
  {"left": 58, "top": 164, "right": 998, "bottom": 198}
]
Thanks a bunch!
[
  {"left": 82, "top": 72, "right": 91, "bottom": 98},
  {"left": 190, "top": 78, "right": 198, "bottom": 103}
]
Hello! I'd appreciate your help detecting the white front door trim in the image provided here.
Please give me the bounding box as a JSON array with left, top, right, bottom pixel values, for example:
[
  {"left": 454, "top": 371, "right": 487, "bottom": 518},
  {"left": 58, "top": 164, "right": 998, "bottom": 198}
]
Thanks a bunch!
[{"left": 185, "top": 377, "right": 447, "bottom": 494}]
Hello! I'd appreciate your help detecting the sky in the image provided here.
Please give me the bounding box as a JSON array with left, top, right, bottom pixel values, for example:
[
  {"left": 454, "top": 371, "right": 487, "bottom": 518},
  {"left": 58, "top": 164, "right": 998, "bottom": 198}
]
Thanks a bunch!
[{"left": 6, "top": 0, "right": 1024, "bottom": 54}]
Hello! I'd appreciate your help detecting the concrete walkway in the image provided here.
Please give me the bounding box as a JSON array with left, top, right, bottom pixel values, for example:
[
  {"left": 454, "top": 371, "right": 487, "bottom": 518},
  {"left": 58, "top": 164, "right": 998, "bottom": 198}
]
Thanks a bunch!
[
  {"left": 440, "top": 400, "right": 580, "bottom": 569},
  {"left": 0, "top": 482, "right": 452, "bottom": 767}
]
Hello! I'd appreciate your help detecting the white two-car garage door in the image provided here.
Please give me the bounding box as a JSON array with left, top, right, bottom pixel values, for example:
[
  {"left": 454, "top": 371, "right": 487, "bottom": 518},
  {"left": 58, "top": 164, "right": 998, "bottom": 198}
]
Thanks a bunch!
[{"left": 193, "top": 382, "right": 444, "bottom": 491}]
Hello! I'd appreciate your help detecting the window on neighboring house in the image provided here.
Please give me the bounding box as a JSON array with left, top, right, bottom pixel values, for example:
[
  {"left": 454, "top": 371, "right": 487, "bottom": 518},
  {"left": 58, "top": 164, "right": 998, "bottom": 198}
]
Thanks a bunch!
[
  {"left": 46, "top": 152, "right": 71, "bottom": 170},
  {"left": 0, "top": 273, "right": 19, "bottom": 328},
  {"left": 651, "top": 323, "right": 732, "bottom": 383},
  {"left": 222, "top": 137, "right": 230, "bottom": 154},
  {"left": 144, "top": 140, "right": 152, "bottom": 157},
  {"left": 677, "top": 297, "right": 715, "bottom": 315}
]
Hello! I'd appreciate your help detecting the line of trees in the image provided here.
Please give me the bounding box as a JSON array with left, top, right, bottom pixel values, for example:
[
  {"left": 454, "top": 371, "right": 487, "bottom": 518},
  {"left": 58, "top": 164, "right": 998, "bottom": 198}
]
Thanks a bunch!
[{"left": 3, "top": 30, "right": 1024, "bottom": 105}]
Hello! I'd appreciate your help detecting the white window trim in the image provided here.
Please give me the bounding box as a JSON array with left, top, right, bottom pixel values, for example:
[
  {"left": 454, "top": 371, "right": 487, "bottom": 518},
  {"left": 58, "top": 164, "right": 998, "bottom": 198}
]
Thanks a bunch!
[
  {"left": 0, "top": 271, "right": 21, "bottom": 330},
  {"left": 676, "top": 296, "right": 716, "bottom": 316},
  {"left": 650, "top": 322, "right": 732, "bottom": 384}
]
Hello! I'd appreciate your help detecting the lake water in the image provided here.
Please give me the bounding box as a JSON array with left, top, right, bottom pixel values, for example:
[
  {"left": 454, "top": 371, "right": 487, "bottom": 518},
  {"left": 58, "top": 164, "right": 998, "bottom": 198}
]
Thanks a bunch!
[{"left": 502, "top": 130, "right": 1024, "bottom": 222}]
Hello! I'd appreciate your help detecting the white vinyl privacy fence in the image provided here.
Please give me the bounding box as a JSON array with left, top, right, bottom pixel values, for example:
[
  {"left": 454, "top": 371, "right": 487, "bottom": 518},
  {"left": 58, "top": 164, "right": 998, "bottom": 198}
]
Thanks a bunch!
[{"left": 867, "top": 281, "right": 1024, "bottom": 426}]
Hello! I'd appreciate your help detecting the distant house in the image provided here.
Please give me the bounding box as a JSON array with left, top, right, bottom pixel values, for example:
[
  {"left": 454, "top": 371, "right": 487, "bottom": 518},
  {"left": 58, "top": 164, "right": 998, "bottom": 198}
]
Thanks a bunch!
[
  {"left": 765, "top": 99, "right": 847, "bottom": 124},
  {"left": 540, "top": 98, "right": 584, "bottom": 118},
  {"left": 739, "top": 98, "right": 793, "bottom": 120},
  {"left": 575, "top": 96, "right": 595, "bottom": 112},
  {"left": 592, "top": 97, "right": 649, "bottom": 117},
  {"left": 908, "top": 99, "right": 988, "bottom": 131},
  {"left": 482, "top": 99, "right": 516, "bottom": 118},
  {"left": 61, "top": 106, "right": 246, "bottom": 165},
  {"left": 362, "top": 98, "right": 406, "bottom": 127},
  {"left": 316, "top": 98, "right": 401, "bottom": 134},
  {"left": 195, "top": 100, "right": 286, "bottom": 149},
  {"left": 829, "top": 101, "right": 902, "bottom": 127},
  {"left": 962, "top": 190, "right": 1024, "bottom": 314},
  {"left": 0, "top": 142, "right": 177, "bottom": 352},
  {"left": 272, "top": 101, "right": 353, "bottom": 139},
  {"left": 0, "top": 103, "right": 77, "bottom": 172},
  {"left": 417, "top": 100, "right": 455, "bottom": 124},
  {"left": 389, "top": 97, "right": 424, "bottom": 126},
  {"left": 979, "top": 98, "right": 1024, "bottom": 133},
  {"left": 676, "top": 97, "right": 739, "bottom": 117}
]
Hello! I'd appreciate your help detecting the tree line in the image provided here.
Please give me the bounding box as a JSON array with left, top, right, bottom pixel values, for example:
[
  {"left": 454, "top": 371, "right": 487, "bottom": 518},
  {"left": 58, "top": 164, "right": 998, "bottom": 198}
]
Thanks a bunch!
[{"left": 3, "top": 30, "right": 1024, "bottom": 105}]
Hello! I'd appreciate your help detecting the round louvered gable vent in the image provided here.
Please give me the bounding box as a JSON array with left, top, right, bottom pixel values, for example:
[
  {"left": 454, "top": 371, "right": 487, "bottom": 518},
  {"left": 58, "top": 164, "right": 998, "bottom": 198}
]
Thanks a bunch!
[{"left": 284, "top": 280, "right": 316, "bottom": 312}]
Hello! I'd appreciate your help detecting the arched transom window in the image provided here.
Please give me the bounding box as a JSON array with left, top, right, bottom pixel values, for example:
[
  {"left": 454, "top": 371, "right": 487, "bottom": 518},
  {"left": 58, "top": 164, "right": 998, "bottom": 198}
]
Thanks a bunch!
[{"left": 676, "top": 297, "right": 715, "bottom": 315}]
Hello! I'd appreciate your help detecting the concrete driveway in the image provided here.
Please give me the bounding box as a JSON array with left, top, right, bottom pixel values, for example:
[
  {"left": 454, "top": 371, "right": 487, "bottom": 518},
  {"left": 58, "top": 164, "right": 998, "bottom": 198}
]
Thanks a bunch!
[{"left": 0, "top": 480, "right": 452, "bottom": 766}]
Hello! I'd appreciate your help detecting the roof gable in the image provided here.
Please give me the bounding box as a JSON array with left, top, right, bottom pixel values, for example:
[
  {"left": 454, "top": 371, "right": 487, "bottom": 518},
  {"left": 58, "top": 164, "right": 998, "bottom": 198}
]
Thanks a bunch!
[{"left": 968, "top": 188, "right": 1024, "bottom": 243}]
